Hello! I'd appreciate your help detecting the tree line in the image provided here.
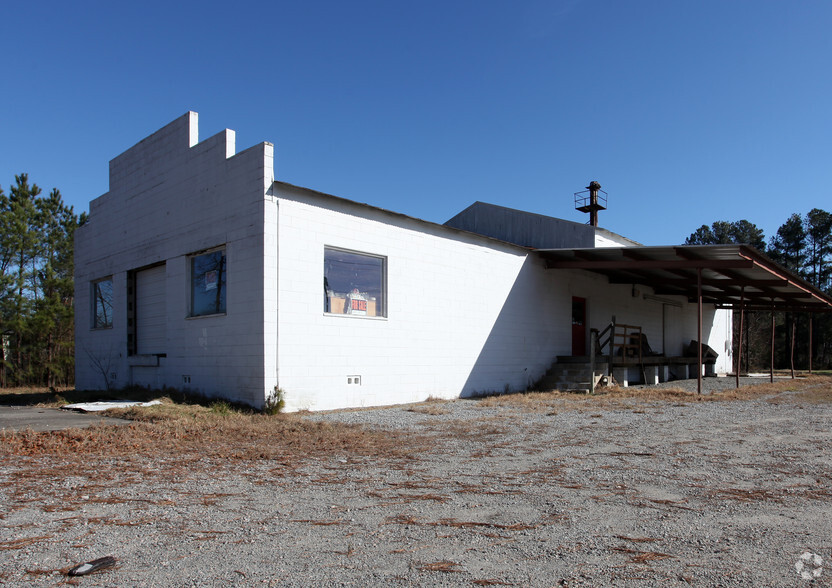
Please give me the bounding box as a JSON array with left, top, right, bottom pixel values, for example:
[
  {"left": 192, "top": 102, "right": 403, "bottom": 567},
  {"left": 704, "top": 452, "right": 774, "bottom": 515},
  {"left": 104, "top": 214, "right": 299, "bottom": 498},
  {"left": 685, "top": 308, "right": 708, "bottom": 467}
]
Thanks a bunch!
[
  {"left": 0, "top": 174, "right": 85, "bottom": 387},
  {"left": 686, "top": 209, "right": 832, "bottom": 371}
]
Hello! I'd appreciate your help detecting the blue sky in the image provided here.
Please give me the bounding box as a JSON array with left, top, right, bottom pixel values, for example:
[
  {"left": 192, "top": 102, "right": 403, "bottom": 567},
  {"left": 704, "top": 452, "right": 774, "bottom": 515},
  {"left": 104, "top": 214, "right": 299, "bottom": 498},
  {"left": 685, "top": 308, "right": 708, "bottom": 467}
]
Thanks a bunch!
[{"left": 2, "top": 0, "right": 830, "bottom": 246}]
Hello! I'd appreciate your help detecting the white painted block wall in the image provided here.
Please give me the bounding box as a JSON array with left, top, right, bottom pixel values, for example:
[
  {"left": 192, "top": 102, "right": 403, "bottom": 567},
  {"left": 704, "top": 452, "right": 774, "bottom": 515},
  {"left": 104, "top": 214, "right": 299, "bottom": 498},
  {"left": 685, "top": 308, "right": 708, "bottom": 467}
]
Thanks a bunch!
[
  {"left": 75, "top": 112, "right": 276, "bottom": 407},
  {"left": 274, "top": 186, "right": 564, "bottom": 411}
]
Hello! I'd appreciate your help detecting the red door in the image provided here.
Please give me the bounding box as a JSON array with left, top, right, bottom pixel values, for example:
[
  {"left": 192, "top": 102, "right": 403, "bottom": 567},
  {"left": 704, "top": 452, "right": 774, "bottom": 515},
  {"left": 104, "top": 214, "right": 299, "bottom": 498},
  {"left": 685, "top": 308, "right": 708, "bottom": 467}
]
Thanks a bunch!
[{"left": 572, "top": 297, "right": 586, "bottom": 356}]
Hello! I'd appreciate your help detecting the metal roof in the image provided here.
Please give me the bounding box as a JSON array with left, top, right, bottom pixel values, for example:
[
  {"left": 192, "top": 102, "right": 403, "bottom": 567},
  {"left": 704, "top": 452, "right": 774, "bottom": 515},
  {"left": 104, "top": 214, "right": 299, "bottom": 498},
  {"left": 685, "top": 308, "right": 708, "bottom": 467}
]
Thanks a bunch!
[
  {"left": 273, "top": 181, "right": 532, "bottom": 254},
  {"left": 538, "top": 244, "right": 832, "bottom": 312}
]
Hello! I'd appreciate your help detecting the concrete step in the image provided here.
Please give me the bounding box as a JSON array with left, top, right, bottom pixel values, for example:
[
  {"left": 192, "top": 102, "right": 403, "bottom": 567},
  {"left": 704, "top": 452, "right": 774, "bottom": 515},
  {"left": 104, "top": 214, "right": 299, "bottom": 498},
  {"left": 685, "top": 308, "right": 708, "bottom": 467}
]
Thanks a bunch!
[
  {"left": 536, "top": 375, "right": 592, "bottom": 389},
  {"left": 543, "top": 367, "right": 606, "bottom": 379},
  {"left": 534, "top": 357, "right": 609, "bottom": 394},
  {"left": 537, "top": 382, "right": 590, "bottom": 394},
  {"left": 542, "top": 374, "right": 591, "bottom": 384},
  {"left": 550, "top": 369, "right": 593, "bottom": 379}
]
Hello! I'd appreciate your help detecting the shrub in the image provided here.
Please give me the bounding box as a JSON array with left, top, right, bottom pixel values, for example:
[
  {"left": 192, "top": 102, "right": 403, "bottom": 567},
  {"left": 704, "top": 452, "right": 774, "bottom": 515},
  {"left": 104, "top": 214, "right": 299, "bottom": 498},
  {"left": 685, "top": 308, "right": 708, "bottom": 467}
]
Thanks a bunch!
[
  {"left": 264, "top": 387, "right": 285, "bottom": 415},
  {"left": 209, "top": 400, "right": 234, "bottom": 415}
]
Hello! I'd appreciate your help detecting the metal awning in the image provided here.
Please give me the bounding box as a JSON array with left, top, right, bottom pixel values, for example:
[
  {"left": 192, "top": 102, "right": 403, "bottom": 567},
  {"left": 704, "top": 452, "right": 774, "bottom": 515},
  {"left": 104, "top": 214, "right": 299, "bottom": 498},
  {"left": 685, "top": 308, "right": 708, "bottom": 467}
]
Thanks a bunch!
[{"left": 538, "top": 244, "right": 832, "bottom": 313}]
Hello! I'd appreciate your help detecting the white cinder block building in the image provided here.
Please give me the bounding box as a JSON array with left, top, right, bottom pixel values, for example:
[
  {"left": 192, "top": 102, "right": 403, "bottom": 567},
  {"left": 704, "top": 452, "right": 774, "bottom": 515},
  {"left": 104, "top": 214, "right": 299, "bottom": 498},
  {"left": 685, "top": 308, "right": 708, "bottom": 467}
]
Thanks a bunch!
[{"left": 76, "top": 112, "right": 741, "bottom": 411}]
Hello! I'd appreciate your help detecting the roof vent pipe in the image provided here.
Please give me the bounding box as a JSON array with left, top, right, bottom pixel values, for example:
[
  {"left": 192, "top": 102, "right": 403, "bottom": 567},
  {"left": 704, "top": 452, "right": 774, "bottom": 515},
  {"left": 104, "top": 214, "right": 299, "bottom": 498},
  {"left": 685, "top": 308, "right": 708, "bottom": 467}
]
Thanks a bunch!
[{"left": 574, "top": 180, "right": 608, "bottom": 227}]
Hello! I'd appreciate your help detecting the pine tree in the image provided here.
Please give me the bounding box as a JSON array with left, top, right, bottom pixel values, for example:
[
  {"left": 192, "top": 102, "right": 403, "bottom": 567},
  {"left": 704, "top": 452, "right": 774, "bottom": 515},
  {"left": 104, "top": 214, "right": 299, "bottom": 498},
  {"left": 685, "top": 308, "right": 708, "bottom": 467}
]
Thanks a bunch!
[
  {"left": 6, "top": 174, "right": 41, "bottom": 383},
  {"left": 0, "top": 185, "right": 9, "bottom": 386},
  {"left": 768, "top": 214, "right": 810, "bottom": 371},
  {"left": 768, "top": 213, "right": 807, "bottom": 272},
  {"left": 805, "top": 208, "right": 832, "bottom": 292},
  {"left": 31, "top": 189, "right": 78, "bottom": 386},
  {"left": 730, "top": 220, "right": 766, "bottom": 251},
  {"left": 685, "top": 220, "right": 765, "bottom": 250},
  {"left": 0, "top": 175, "right": 83, "bottom": 386},
  {"left": 803, "top": 209, "right": 832, "bottom": 367}
]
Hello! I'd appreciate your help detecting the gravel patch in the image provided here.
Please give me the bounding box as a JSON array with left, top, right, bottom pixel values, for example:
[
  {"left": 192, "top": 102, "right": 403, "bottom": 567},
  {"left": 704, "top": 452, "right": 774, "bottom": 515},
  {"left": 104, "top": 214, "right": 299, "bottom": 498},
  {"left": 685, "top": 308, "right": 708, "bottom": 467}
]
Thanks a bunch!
[{"left": 1, "top": 377, "right": 830, "bottom": 587}]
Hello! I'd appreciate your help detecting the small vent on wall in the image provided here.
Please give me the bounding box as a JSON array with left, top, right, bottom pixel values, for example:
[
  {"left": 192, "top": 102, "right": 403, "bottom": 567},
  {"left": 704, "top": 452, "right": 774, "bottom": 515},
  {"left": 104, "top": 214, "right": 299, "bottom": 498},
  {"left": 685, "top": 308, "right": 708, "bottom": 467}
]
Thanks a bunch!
[
  {"left": 183, "top": 375, "right": 191, "bottom": 384},
  {"left": 347, "top": 375, "right": 362, "bottom": 385}
]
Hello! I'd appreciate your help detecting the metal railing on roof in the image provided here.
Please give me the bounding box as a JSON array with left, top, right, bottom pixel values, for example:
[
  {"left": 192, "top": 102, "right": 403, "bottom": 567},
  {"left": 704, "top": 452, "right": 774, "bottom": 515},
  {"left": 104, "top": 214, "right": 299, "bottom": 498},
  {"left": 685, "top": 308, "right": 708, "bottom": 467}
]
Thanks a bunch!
[{"left": 573, "top": 188, "right": 608, "bottom": 212}]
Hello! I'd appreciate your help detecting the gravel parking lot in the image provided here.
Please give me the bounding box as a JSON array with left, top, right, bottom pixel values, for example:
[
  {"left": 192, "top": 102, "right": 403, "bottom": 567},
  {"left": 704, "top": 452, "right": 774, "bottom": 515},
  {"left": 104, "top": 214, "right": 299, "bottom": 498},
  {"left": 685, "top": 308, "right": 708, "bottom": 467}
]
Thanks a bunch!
[{"left": 1, "top": 377, "right": 830, "bottom": 587}]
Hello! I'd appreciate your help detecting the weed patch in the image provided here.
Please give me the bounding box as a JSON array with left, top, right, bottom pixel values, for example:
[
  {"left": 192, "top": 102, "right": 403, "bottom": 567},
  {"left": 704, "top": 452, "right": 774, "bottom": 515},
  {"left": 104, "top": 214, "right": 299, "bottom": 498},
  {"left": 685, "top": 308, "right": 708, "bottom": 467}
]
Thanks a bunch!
[
  {"left": 472, "top": 375, "right": 832, "bottom": 413},
  {"left": 406, "top": 403, "right": 449, "bottom": 416},
  {"left": 0, "top": 399, "right": 427, "bottom": 463},
  {"left": 263, "top": 387, "right": 286, "bottom": 415}
]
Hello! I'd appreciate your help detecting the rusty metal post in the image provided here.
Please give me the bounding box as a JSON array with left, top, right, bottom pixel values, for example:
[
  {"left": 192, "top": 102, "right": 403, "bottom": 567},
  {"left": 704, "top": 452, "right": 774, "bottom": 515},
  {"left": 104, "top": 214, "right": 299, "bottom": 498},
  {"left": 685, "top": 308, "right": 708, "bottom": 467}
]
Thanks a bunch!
[
  {"left": 790, "top": 319, "right": 796, "bottom": 379},
  {"left": 697, "top": 268, "right": 702, "bottom": 395},
  {"left": 589, "top": 330, "right": 597, "bottom": 394},
  {"left": 770, "top": 303, "right": 775, "bottom": 384},
  {"left": 809, "top": 316, "right": 813, "bottom": 374},
  {"left": 736, "top": 287, "right": 744, "bottom": 389},
  {"left": 745, "top": 313, "right": 750, "bottom": 376},
  {"left": 589, "top": 184, "right": 599, "bottom": 227},
  {"left": 608, "top": 315, "right": 616, "bottom": 378}
]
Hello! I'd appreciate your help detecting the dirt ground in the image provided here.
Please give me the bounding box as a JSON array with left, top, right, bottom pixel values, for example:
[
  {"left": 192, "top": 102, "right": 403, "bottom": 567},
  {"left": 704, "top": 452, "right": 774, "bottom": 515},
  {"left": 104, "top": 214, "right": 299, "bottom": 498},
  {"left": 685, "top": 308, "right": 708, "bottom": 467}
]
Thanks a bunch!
[{"left": 1, "top": 378, "right": 831, "bottom": 587}]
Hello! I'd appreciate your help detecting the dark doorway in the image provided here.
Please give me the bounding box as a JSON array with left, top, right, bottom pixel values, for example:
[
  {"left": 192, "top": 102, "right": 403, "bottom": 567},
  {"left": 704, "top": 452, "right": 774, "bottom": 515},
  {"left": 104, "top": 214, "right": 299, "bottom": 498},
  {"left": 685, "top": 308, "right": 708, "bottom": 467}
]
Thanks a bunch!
[{"left": 572, "top": 297, "right": 587, "bottom": 356}]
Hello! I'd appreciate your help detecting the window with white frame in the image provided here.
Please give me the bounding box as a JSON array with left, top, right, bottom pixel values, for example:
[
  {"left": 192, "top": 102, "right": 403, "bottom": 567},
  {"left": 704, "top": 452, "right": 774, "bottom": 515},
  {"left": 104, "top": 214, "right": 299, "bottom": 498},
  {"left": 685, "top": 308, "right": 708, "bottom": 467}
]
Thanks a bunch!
[
  {"left": 324, "top": 247, "right": 386, "bottom": 317},
  {"left": 92, "top": 277, "right": 113, "bottom": 328},
  {"left": 190, "top": 248, "right": 226, "bottom": 317}
]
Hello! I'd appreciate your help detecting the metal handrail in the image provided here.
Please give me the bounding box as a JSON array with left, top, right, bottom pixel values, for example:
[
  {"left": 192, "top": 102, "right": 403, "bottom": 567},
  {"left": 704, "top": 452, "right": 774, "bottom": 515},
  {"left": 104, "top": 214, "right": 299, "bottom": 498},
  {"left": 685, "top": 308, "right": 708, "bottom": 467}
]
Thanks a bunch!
[{"left": 573, "top": 189, "right": 608, "bottom": 210}]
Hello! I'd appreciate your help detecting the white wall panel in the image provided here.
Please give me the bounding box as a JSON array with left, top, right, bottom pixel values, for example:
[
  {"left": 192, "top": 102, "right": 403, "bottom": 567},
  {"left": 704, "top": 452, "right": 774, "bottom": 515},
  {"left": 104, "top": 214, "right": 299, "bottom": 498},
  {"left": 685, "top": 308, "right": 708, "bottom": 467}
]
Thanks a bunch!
[
  {"left": 136, "top": 265, "right": 166, "bottom": 355},
  {"left": 275, "top": 189, "right": 564, "bottom": 411}
]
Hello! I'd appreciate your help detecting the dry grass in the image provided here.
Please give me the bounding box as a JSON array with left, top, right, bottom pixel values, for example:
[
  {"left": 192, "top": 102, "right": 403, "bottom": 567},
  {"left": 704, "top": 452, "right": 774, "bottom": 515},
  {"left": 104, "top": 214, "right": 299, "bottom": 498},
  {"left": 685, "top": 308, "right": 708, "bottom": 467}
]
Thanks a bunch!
[
  {"left": 405, "top": 397, "right": 450, "bottom": 415},
  {"left": 0, "top": 535, "right": 52, "bottom": 550},
  {"left": 475, "top": 375, "right": 832, "bottom": 411},
  {"left": 611, "top": 546, "right": 675, "bottom": 564},
  {"left": 2, "top": 376, "right": 829, "bottom": 464},
  {"left": 0, "top": 397, "right": 425, "bottom": 462},
  {"left": 699, "top": 483, "right": 832, "bottom": 503},
  {"left": 477, "top": 390, "right": 573, "bottom": 409},
  {"left": 382, "top": 514, "right": 545, "bottom": 533},
  {"left": 783, "top": 381, "right": 832, "bottom": 404},
  {"left": 417, "top": 560, "right": 462, "bottom": 573},
  {"left": 615, "top": 536, "right": 658, "bottom": 543}
]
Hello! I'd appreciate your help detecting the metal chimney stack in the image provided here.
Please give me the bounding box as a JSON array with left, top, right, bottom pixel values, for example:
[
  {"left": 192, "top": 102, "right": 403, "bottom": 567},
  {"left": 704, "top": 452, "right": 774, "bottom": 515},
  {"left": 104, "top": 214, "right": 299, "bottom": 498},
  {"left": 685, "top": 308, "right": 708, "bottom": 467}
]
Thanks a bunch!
[{"left": 574, "top": 180, "right": 607, "bottom": 227}]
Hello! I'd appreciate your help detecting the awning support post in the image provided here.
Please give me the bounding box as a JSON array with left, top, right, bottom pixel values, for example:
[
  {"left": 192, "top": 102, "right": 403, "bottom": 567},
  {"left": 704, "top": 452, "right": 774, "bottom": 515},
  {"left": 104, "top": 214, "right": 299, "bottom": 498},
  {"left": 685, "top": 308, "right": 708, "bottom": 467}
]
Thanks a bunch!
[
  {"left": 809, "top": 316, "right": 813, "bottom": 374},
  {"left": 790, "top": 319, "right": 796, "bottom": 379},
  {"left": 697, "top": 268, "right": 702, "bottom": 396},
  {"left": 745, "top": 314, "right": 758, "bottom": 371},
  {"left": 589, "top": 330, "right": 597, "bottom": 394},
  {"left": 736, "top": 287, "right": 744, "bottom": 389},
  {"left": 770, "top": 302, "right": 775, "bottom": 384},
  {"left": 608, "top": 315, "right": 616, "bottom": 378}
]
